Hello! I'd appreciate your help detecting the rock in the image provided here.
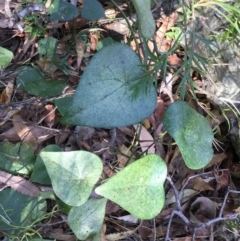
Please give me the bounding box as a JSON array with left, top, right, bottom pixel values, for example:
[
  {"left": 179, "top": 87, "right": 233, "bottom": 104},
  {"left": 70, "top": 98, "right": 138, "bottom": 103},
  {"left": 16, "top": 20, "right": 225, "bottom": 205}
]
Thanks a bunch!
[
  {"left": 180, "top": 2, "right": 240, "bottom": 157},
  {"left": 181, "top": 2, "right": 240, "bottom": 104}
]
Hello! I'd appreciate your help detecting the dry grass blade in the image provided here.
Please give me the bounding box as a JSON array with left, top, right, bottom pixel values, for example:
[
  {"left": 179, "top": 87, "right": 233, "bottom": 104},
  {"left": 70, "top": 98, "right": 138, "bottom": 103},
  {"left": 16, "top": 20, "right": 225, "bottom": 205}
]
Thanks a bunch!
[{"left": 0, "top": 170, "right": 39, "bottom": 197}]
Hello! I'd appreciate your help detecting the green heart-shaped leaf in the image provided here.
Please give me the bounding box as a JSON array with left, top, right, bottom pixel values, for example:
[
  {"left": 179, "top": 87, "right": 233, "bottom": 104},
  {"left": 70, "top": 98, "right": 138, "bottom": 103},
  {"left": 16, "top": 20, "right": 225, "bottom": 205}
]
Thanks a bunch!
[
  {"left": 40, "top": 151, "right": 103, "bottom": 206},
  {"left": 81, "top": 0, "right": 105, "bottom": 20},
  {"left": 60, "top": 43, "right": 157, "bottom": 128},
  {"left": 68, "top": 198, "right": 107, "bottom": 240},
  {"left": 16, "top": 66, "right": 65, "bottom": 97},
  {"left": 163, "top": 101, "right": 214, "bottom": 169},
  {"left": 48, "top": 0, "right": 78, "bottom": 21},
  {"left": 95, "top": 154, "right": 167, "bottom": 220},
  {"left": 0, "top": 47, "right": 13, "bottom": 68}
]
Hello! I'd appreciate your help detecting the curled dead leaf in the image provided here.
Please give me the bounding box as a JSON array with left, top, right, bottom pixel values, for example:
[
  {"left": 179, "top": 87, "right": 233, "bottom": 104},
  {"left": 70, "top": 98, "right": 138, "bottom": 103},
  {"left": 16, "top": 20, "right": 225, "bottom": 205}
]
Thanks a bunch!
[
  {"left": 0, "top": 82, "right": 14, "bottom": 104},
  {"left": 190, "top": 197, "right": 217, "bottom": 225},
  {"left": 13, "top": 115, "right": 38, "bottom": 150}
]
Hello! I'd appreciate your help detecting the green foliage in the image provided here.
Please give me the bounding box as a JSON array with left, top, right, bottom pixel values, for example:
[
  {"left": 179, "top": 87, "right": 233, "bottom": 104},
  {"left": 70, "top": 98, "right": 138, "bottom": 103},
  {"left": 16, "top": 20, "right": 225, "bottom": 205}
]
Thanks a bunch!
[
  {"left": 0, "top": 47, "right": 13, "bottom": 68},
  {"left": 163, "top": 101, "right": 214, "bottom": 169},
  {"left": 68, "top": 199, "right": 107, "bottom": 240},
  {"left": 81, "top": 0, "right": 105, "bottom": 20},
  {"left": 30, "top": 145, "right": 61, "bottom": 185},
  {"left": 38, "top": 37, "right": 57, "bottom": 59},
  {"left": 36, "top": 149, "right": 167, "bottom": 237},
  {"left": 39, "top": 151, "right": 103, "bottom": 206},
  {"left": 47, "top": 0, "right": 78, "bottom": 21},
  {"left": 0, "top": 141, "right": 35, "bottom": 175},
  {"left": 37, "top": 151, "right": 167, "bottom": 237},
  {"left": 4, "top": 0, "right": 228, "bottom": 238},
  {"left": 16, "top": 66, "right": 65, "bottom": 97},
  {"left": 95, "top": 154, "right": 167, "bottom": 219},
  {"left": 59, "top": 43, "right": 157, "bottom": 128},
  {"left": 132, "top": 0, "right": 155, "bottom": 39},
  {"left": 0, "top": 189, "right": 46, "bottom": 237},
  {"left": 24, "top": 15, "right": 46, "bottom": 38},
  {"left": 213, "top": 1, "right": 240, "bottom": 43}
]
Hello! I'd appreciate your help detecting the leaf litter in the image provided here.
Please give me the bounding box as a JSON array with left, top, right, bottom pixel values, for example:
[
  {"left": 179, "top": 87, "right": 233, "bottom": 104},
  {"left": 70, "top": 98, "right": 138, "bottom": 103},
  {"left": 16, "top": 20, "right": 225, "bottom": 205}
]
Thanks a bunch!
[{"left": 0, "top": 0, "right": 240, "bottom": 240}]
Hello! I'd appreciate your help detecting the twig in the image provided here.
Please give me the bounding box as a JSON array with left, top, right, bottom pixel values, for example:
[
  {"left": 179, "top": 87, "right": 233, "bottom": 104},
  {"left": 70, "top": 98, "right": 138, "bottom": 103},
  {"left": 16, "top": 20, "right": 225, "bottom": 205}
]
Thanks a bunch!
[
  {"left": 152, "top": 218, "right": 156, "bottom": 241},
  {"left": 166, "top": 174, "right": 240, "bottom": 240}
]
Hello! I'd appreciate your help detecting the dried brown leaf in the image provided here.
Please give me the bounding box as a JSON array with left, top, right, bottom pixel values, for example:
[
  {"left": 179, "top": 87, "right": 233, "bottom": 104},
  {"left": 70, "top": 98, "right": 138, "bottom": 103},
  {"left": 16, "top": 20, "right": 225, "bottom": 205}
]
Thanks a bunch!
[
  {"left": 133, "top": 125, "right": 155, "bottom": 153},
  {"left": 42, "top": 104, "right": 56, "bottom": 127},
  {"left": 190, "top": 197, "right": 217, "bottom": 225},
  {"left": 192, "top": 177, "right": 214, "bottom": 191},
  {"left": 0, "top": 127, "right": 20, "bottom": 141},
  {"left": 89, "top": 33, "right": 99, "bottom": 51},
  {"left": 205, "top": 152, "right": 227, "bottom": 168},
  {"left": 138, "top": 220, "right": 152, "bottom": 238},
  {"left": 216, "top": 170, "right": 229, "bottom": 190},
  {"left": 105, "top": 200, "right": 119, "bottom": 214},
  {"left": 0, "top": 170, "right": 39, "bottom": 197},
  {"left": 13, "top": 115, "right": 38, "bottom": 150},
  {"left": 0, "top": 82, "right": 14, "bottom": 104}
]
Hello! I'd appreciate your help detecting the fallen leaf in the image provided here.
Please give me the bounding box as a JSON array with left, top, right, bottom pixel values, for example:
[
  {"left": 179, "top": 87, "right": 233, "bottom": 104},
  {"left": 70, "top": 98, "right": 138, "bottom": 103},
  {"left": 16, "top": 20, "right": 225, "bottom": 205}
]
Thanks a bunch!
[
  {"left": 40, "top": 104, "right": 56, "bottom": 127},
  {"left": 190, "top": 197, "right": 217, "bottom": 225},
  {"left": 89, "top": 33, "right": 99, "bottom": 51},
  {"left": 205, "top": 152, "right": 227, "bottom": 168},
  {"left": 0, "top": 127, "right": 20, "bottom": 141},
  {"left": 138, "top": 220, "right": 152, "bottom": 238},
  {"left": 133, "top": 125, "right": 155, "bottom": 153},
  {"left": 0, "top": 82, "right": 14, "bottom": 104},
  {"left": 13, "top": 115, "right": 38, "bottom": 150},
  {"left": 0, "top": 170, "right": 39, "bottom": 197},
  {"left": 215, "top": 170, "right": 229, "bottom": 190},
  {"left": 105, "top": 200, "right": 119, "bottom": 214},
  {"left": 191, "top": 177, "right": 214, "bottom": 191}
]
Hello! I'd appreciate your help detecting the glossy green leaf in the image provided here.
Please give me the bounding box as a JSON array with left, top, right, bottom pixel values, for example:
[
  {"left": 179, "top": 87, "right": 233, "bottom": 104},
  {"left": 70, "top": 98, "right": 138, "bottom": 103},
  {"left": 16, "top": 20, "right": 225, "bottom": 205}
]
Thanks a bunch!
[
  {"left": 0, "top": 141, "right": 35, "bottom": 175},
  {"left": 40, "top": 151, "right": 103, "bottom": 206},
  {"left": 0, "top": 189, "right": 46, "bottom": 236},
  {"left": 0, "top": 47, "right": 13, "bottom": 68},
  {"left": 68, "top": 198, "right": 107, "bottom": 240},
  {"left": 132, "top": 0, "right": 155, "bottom": 39},
  {"left": 95, "top": 154, "right": 167, "bottom": 220},
  {"left": 30, "top": 145, "right": 62, "bottom": 185},
  {"left": 48, "top": 0, "right": 78, "bottom": 21},
  {"left": 163, "top": 101, "right": 214, "bottom": 169},
  {"left": 81, "top": 0, "right": 105, "bottom": 20},
  {"left": 60, "top": 43, "right": 157, "bottom": 128},
  {"left": 16, "top": 66, "right": 65, "bottom": 97}
]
